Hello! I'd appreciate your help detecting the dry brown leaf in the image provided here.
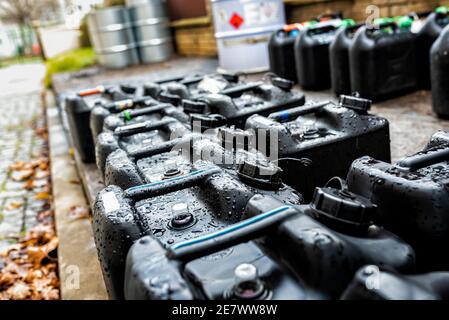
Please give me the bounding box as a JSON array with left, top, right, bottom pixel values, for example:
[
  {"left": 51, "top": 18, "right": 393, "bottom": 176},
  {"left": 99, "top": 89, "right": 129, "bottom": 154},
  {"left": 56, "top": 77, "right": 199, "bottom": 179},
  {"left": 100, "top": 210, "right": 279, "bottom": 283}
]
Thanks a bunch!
[
  {"left": 34, "top": 192, "right": 51, "bottom": 200},
  {"left": 69, "top": 205, "right": 91, "bottom": 220},
  {"left": 6, "top": 282, "right": 31, "bottom": 300},
  {"left": 5, "top": 201, "right": 23, "bottom": 211},
  {"left": 9, "top": 162, "right": 26, "bottom": 171},
  {"left": 11, "top": 169, "right": 34, "bottom": 182}
]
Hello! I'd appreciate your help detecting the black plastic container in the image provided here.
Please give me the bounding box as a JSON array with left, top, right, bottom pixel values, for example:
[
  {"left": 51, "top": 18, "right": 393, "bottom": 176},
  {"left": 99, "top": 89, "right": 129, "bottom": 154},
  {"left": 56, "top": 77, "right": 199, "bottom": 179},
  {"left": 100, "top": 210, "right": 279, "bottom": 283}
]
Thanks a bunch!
[
  {"left": 65, "top": 86, "right": 131, "bottom": 162},
  {"left": 329, "top": 24, "right": 363, "bottom": 96},
  {"left": 347, "top": 132, "right": 449, "bottom": 271},
  {"left": 247, "top": 185, "right": 414, "bottom": 299},
  {"left": 101, "top": 103, "right": 189, "bottom": 134},
  {"left": 124, "top": 203, "right": 310, "bottom": 300},
  {"left": 342, "top": 265, "right": 449, "bottom": 300},
  {"left": 190, "top": 77, "right": 305, "bottom": 128},
  {"left": 294, "top": 20, "right": 352, "bottom": 90},
  {"left": 93, "top": 160, "right": 302, "bottom": 299},
  {"left": 416, "top": 8, "right": 449, "bottom": 89},
  {"left": 143, "top": 73, "right": 240, "bottom": 105},
  {"left": 350, "top": 21, "right": 418, "bottom": 101},
  {"left": 269, "top": 25, "right": 302, "bottom": 82},
  {"left": 431, "top": 24, "right": 449, "bottom": 118},
  {"left": 89, "top": 96, "right": 166, "bottom": 145},
  {"left": 96, "top": 116, "right": 190, "bottom": 181},
  {"left": 244, "top": 95, "right": 390, "bottom": 201},
  {"left": 268, "top": 13, "right": 342, "bottom": 82}
]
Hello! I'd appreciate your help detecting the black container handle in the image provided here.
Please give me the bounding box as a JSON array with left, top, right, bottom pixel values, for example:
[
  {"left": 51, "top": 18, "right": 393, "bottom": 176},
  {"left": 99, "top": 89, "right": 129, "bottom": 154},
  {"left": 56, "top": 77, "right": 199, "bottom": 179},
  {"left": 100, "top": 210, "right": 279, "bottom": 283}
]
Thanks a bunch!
[
  {"left": 167, "top": 204, "right": 296, "bottom": 262},
  {"left": 268, "top": 101, "right": 331, "bottom": 122},
  {"left": 316, "top": 12, "right": 343, "bottom": 21},
  {"left": 124, "top": 166, "right": 222, "bottom": 201},
  {"left": 307, "top": 24, "right": 338, "bottom": 35},
  {"left": 366, "top": 21, "right": 397, "bottom": 35},
  {"left": 345, "top": 23, "right": 364, "bottom": 33},
  {"left": 103, "top": 96, "right": 152, "bottom": 112},
  {"left": 155, "top": 75, "right": 188, "bottom": 84},
  {"left": 220, "top": 82, "right": 264, "bottom": 98},
  {"left": 120, "top": 103, "right": 171, "bottom": 120},
  {"left": 396, "top": 146, "right": 449, "bottom": 171},
  {"left": 114, "top": 118, "right": 176, "bottom": 137}
]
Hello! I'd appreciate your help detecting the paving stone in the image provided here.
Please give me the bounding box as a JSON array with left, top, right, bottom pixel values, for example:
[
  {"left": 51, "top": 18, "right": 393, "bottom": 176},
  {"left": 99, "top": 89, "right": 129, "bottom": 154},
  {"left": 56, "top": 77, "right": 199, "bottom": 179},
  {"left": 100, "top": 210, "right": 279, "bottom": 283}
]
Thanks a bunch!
[{"left": 0, "top": 90, "right": 45, "bottom": 247}]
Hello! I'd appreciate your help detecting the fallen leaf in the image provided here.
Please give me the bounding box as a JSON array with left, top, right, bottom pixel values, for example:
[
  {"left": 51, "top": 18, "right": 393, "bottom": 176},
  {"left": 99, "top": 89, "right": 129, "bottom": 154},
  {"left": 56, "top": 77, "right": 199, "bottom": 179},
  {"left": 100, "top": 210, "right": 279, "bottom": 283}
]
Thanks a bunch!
[
  {"left": 6, "top": 282, "right": 31, "bottom": 300},
  {"left": 11, "top": 170, "right": 34, "bottom": 182},
  {"left": 34, "top": 192, "right": 51, "bottom": 200},
  {"left": 9, "top": 162, "right": 26, "bottom": 171},
  {"left": 69, "top": 206, "right": 90, "bottom": 220},
  {"left": 5, "top": 201, "right": 23, "bottom": 211}
]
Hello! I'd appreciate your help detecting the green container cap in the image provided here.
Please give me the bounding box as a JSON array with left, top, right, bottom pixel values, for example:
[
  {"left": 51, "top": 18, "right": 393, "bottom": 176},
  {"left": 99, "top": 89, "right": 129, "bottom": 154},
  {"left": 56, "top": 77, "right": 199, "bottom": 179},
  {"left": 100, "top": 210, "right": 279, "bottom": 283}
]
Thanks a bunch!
[
  {"left": 340, "top": 19, "right": 356, "bottom": 27},
  {"left": 397, "top": 16, "right": 413, "bottom": 29},
  {"left": 374, "top": 17, "right": 394, "bottom": 25},
  {"left": 436, "top": 6, "right": 449, "bottom": 14}
]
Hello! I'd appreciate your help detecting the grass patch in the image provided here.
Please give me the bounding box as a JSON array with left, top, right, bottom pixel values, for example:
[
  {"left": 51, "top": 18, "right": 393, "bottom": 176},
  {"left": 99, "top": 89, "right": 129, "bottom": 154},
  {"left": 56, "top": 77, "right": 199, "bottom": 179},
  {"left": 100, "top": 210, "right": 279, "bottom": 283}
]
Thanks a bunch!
[{"left": 45, "top": 47, "right": 97, "bottom": 88}]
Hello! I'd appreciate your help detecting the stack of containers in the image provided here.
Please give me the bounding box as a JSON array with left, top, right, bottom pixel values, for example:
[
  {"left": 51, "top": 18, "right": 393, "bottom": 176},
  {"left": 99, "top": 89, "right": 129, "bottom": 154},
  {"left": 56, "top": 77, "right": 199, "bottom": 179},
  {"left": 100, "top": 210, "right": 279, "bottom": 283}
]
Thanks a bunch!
[
  {"left": 126, "top": 0, "right": 174, "bottom": 63},
  {"left": 88, "top": 2, "right": 173, "bottom": 69}
]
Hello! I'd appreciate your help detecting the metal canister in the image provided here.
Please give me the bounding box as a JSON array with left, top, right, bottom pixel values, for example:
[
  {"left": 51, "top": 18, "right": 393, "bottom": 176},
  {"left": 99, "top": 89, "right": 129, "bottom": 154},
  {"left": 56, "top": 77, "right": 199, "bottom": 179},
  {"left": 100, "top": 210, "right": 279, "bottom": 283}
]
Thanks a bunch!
[
  {"left": 211, "top": 0, "right": 286, "bottom": 74},
  {"left": 87, "top": 6, "right": 139, "bottom": 69},
  {"left": 126, "top": 0, "right": 173, "bottom": 64}
]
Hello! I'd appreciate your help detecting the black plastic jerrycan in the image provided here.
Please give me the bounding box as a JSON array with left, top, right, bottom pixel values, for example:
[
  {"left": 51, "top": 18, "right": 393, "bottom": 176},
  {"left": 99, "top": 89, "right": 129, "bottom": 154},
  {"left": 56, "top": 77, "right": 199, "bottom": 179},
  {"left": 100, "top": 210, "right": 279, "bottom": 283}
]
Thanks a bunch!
[
  {"left": 65, "top": 85, "right": 131, "bottom": 162},
  {"left": 417, "top": 6, "right": 449, "bottom": 89},
  {"left": 143, "top": 73, "right": 240, "bottom": 106},
  {"left": 269, "top": 24, "right": 306, "bottom": 83},
  {"left": 269, "top": 21, "right": 321, "bottom": 83},
  {"left": 89, "top": 95, "right": 167, "bottom": 145},
  {"left": 295, "top": 19, "right": 355, "bottom": 90},
  {"left": 101, "top": 102, "right": 189, "bottom": 134},
  {"left": 347, "top": 132, "right": 449, "bottom": 271},
  {"left": 103, "top": 123, "right": 265, "bottom": 190},
  {"left": 342, "top": 265, "right": 449, "bottom": 300},
  {"left": 245, "top": 95, "right": 390, "bottom": 201},
  {"left": 350, "top": 20, "right": 418, "bottom": 102},
  {"left": 268, "top": 13, "right": 343, "bottom": 82},
  {"left": 96, "top": 116, "right": 191, "bottom": 181},
  {"left": 329, "top": 24, "right": 364, "bottom": 96},
  {"left": 246, "top": 182, "right": 415, "bottom": 299},
  {"left": 125, "top": 206, "right": 310, "bottom": 300},
  {"left": 97, "top": 112, "right": 231, "bottom": 186},
  {"left": 92, "top": 160, "right": 302, "bottom": 299},
  {"left": 431, "top": 24, "right": 449, "bottom": 118},
  {"left": 189, "top": 77, "right": 305, "bottom": 128}
]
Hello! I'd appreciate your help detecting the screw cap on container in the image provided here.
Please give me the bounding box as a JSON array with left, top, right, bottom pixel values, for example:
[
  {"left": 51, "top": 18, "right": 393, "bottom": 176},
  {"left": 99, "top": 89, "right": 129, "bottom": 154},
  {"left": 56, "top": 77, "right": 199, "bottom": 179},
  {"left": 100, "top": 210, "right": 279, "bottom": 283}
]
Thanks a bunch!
[
  {"left": 120, "top": 84, "right": 137, "bottom": 95},
  {"left": 182, "top": 99, "right": 207, "bottom": 114},
  {"left": 232, "top": 264, "right": 265, "bottom": 300},
  {"left": 238, "top": 159, "right": 283, "bottom": 189},
  {"left": 159, "top": 92, "right": 181, "bottom": 106},
  {"left": 190, "top": 114, "right": 227, "bottom": 132},
  {"left": 310, "top": 187, "right": 377, "bottom": 229},
  {"left": 272, "top": 77, "right": 294, "bottom": 91}
]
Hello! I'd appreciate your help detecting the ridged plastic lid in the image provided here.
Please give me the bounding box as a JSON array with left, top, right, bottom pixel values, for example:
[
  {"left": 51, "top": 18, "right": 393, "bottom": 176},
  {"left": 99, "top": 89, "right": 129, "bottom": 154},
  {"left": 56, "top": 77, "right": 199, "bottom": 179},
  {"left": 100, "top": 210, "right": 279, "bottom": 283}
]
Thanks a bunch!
[
  {"left": 310, "top": 187, "right": 377, "bottom": 228},
  {"left": 238, "top": 160, "right": 283, "bottom": 189},
  {"left": 183, "top": 100, "right": 207, "bottom": 114},
  {"left": 436, "top": 6, "right": 449, "bottom": 14},
  {"left": 190, "top": 114, "right": 226, "bottom": 132}
]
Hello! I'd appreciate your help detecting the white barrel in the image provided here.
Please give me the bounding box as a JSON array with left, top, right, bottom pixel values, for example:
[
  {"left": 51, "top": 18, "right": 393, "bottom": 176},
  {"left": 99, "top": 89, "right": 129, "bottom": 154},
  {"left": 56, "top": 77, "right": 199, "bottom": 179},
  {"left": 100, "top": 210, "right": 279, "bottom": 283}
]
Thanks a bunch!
[
  {"left": 87, "top": 6, "right": 139, "bottom": 69},
  {"left": 211, "top": 0, "right": 286, "bottom": 73},
  {"left": 126, "top": 0, "right": 173, "bottom": 64}
]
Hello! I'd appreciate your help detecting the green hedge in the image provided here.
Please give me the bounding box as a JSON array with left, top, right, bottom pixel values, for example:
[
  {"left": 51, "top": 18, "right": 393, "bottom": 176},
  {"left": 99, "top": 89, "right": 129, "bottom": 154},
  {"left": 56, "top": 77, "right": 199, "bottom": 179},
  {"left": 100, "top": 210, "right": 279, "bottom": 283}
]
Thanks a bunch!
[{"left": 45, "top": 48, "right": 96, "bottom": 88}]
